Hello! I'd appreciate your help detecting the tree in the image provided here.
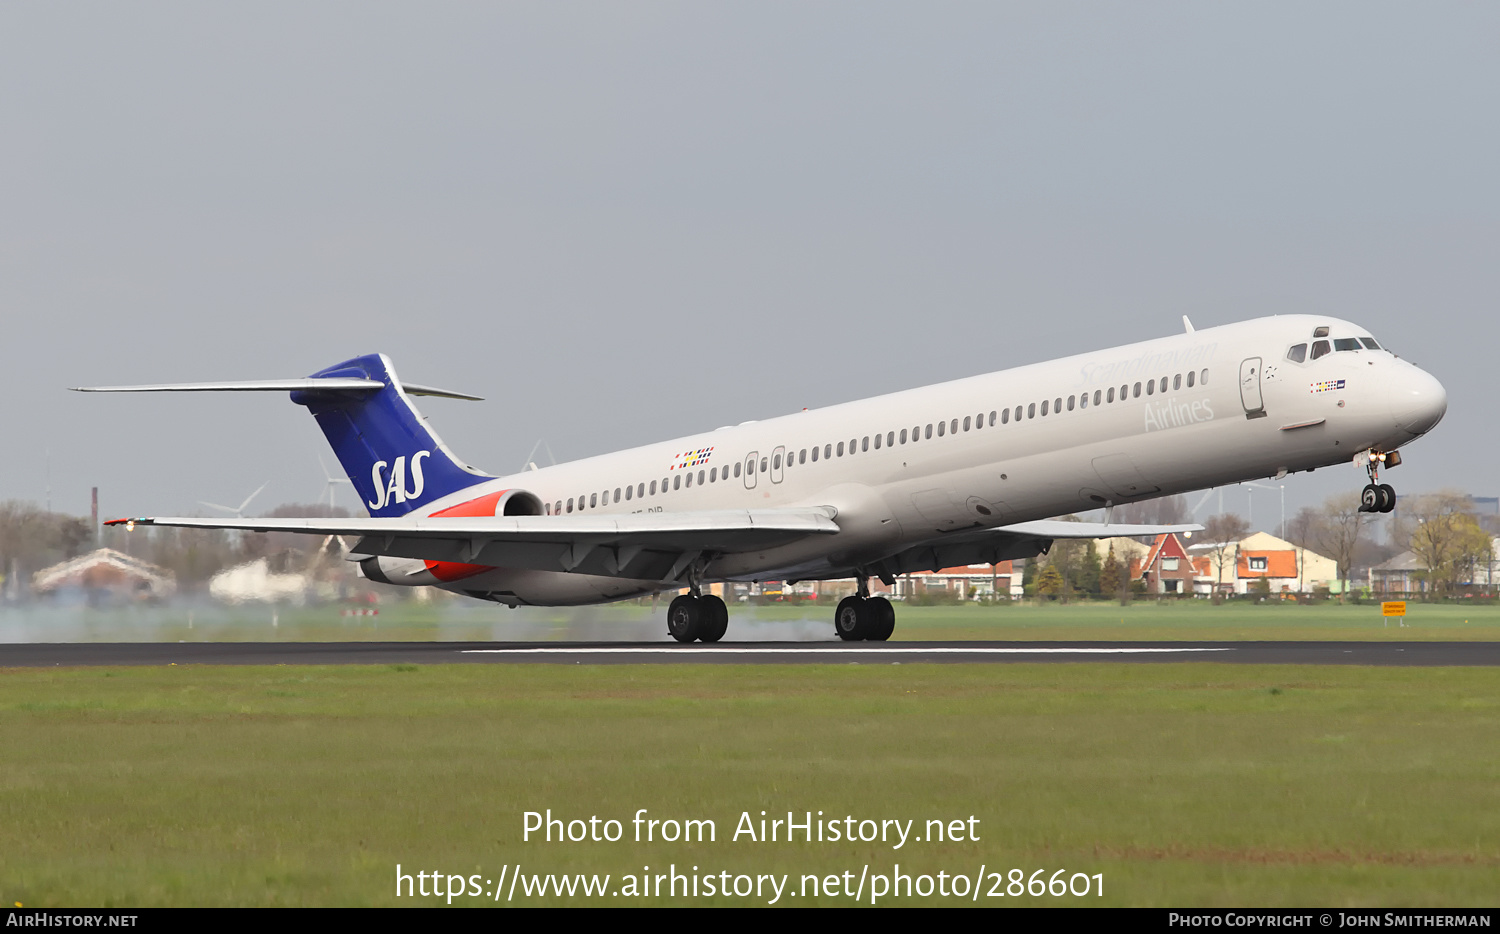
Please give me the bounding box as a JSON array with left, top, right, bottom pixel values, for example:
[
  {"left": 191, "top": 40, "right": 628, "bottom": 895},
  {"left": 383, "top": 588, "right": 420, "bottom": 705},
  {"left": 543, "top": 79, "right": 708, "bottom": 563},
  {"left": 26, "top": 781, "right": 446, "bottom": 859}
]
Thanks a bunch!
[
  {"left": 1313, "top": 492, "right": 1368, "bottom": 601},
  {"left": 1202, "top": 513, "right": 1249, "bottom": 596},
  {"left": 1285, "top": 506, "right": 1320, "bottom": 593},
  {"left": 1405, "top": 491, "right": 1485, "bottom": 598},
  {"left": 1118, "top": 494, "right": 1187, "bottom": 525},
  {"left": 0, "top": 502, "right": 94, "bottom": 587},
  {"left": 1099, "top": 546, "right": 1123, "bottom": 598},
  {"left": 1034, "top": 564, "right": 1065, "bottom": 599}
]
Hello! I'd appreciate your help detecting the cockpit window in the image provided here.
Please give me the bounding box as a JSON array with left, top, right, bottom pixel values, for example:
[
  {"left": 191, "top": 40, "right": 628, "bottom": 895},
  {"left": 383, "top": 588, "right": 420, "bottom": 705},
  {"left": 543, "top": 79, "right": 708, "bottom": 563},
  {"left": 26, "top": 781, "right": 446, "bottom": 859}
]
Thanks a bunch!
[
  {"left": 1334, "top": 338, "right": 1362, "bottom": 351},
  {"left": 1360, "top": 337, "right": 1381, "bottom": 350},
  {"left": 1311, "top": 340, "right": 1331, "bottom": 360},
  {"left": 1286, "top": 343, "right": 1307, "bottom": 363}
]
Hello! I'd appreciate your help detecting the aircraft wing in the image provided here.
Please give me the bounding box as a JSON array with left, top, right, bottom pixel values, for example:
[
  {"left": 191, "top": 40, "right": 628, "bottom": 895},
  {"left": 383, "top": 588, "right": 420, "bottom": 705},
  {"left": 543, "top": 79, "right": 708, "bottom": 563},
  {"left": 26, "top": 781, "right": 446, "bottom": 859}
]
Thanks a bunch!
[
  {"left": 105, "top": 509, "right": 839, "bottom": 580},
  {"left": 996, "top": 520, "right": 1203, "bottom": 539},
  {"left": 865, "top": 520, "right": 1204, "bottom": 580}
]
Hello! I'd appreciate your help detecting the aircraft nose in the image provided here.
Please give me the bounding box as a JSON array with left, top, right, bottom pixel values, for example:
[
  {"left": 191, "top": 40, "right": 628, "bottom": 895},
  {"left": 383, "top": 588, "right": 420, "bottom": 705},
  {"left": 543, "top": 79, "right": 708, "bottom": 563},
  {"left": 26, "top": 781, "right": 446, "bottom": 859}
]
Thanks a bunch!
[{"left": 1389, "top": 365, "right": 1447, "bottom": 436}]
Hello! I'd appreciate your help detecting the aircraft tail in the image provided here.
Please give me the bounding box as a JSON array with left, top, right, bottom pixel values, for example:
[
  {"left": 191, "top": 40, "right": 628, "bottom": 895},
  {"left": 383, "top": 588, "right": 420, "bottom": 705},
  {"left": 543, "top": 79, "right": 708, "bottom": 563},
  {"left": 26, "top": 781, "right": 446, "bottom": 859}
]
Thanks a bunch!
[
  {"left": 291, "top": 354, "right": 491, "bottom": 517},
  {"left": 75, "top": 353, "right": 492, "bottom": 518}
]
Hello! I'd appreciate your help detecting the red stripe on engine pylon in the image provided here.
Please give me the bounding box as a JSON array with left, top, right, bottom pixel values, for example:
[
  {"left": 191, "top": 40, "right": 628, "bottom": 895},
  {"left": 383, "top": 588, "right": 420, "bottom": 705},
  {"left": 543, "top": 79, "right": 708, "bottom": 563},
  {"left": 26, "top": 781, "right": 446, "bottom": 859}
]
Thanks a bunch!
[{"left": 423, "top": 490, "right": 508, "bottom": 582}]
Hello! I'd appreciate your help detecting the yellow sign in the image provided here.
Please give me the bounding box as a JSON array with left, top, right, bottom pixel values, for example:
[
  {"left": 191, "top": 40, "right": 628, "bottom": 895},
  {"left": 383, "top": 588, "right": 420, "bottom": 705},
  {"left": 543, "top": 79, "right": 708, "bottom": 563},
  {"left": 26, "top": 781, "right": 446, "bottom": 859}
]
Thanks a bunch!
[{"left": 1382, "top": 601, "right": 1407, "bottom": 617}]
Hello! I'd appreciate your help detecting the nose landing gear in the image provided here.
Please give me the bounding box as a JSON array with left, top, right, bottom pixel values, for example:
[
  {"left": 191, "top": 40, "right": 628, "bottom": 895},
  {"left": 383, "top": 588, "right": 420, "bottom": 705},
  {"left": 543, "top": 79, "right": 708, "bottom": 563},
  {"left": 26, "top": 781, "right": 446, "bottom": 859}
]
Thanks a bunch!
[{"left": 1358, "top": 451, "right": 1397, "bottom": 514}]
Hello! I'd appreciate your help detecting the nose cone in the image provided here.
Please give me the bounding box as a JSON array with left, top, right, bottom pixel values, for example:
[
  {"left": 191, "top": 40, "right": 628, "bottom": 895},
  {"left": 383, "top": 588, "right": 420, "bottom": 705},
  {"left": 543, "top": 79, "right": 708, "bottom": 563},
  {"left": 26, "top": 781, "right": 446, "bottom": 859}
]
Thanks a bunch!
[{"left": 1390, "top": 365, "right": 1447, "bottom": 436}]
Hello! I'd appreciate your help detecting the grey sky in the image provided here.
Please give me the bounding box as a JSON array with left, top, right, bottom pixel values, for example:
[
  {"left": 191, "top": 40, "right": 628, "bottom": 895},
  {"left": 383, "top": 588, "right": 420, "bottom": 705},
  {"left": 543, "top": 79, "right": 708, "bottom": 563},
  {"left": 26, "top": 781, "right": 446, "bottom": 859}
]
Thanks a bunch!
[{"left": 3, "top": 3, "right": 1495, "bottom": 527}]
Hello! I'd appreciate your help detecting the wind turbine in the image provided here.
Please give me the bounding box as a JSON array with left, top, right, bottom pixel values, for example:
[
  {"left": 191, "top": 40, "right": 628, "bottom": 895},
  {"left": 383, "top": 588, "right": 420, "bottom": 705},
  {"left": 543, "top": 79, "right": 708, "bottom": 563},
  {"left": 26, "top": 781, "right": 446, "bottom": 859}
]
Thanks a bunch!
[
  {"left": 200, "top": 481, "right": 269, "bottom": 518},
  {"left": 317, "top": 454, "right": 354, "bottom": 509}
]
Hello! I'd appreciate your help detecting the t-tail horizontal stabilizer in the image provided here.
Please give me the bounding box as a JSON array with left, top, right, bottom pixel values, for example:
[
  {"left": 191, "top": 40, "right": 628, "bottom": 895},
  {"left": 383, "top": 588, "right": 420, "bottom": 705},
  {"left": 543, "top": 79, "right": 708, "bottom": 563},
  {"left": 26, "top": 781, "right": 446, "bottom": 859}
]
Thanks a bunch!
[{"left": 74, "top": 353, "right": 491, "bottom": 518}]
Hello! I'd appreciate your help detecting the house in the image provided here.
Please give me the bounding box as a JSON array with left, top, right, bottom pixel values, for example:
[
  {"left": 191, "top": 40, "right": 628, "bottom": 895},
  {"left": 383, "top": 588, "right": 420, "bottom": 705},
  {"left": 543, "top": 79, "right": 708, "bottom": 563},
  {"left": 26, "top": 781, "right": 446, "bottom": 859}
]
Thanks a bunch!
[
  {"left": 31, "top": 548, "right": 177, "bottom": 603},
  {"left": 1131, "top": 533, "right": 1207, "bottom": 594}
]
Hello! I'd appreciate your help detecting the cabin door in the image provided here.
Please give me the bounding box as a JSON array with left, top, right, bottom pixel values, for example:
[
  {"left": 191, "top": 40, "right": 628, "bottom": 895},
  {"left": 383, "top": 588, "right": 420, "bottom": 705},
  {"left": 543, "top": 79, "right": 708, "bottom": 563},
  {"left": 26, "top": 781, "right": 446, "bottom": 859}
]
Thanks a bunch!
[{"left": 1239, "top": 357, "right": 1266, "bottom": 418}]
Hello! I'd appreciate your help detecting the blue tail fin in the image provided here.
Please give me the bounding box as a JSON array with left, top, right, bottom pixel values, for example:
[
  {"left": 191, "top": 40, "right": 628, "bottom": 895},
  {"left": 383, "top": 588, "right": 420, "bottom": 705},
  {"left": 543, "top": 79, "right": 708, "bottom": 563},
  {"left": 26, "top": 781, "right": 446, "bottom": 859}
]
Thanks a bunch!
[{"left": 291, "top": 354, "right": 490, "bottom": 517}]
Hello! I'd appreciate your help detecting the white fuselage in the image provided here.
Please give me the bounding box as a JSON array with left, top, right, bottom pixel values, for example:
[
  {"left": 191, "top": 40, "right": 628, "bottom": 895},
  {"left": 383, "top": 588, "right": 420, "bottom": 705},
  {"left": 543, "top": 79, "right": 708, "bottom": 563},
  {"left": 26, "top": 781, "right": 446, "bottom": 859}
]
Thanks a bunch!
[{"left": 402, "top": 315, "right": 1446, "bottom": 605}]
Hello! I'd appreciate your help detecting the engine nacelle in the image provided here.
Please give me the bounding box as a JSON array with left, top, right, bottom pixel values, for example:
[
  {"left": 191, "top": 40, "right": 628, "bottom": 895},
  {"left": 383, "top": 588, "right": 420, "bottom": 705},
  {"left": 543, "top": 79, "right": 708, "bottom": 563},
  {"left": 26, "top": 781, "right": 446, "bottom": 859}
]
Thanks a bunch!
[{"left": 357, "top": 486, "right": 545, "bottom": 586}]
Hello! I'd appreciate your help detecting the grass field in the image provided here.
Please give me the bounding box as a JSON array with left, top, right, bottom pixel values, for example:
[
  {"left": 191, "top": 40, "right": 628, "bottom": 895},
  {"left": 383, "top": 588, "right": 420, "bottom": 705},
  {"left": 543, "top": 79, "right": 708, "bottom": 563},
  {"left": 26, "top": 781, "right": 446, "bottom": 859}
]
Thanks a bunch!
[
  {"left": 4, "top": 598, "right": 1499, "bottom": 643},
  {"left": 3, "top": 662, "right": 1498, "bottom": 906}
]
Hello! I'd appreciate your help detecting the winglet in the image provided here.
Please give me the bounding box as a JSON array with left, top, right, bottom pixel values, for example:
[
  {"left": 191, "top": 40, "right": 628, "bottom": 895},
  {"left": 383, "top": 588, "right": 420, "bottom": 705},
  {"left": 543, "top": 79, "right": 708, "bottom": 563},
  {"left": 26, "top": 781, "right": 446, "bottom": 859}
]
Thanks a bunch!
[{"left": 1183, "top": 315, "right": 1195, "bottom": 334}]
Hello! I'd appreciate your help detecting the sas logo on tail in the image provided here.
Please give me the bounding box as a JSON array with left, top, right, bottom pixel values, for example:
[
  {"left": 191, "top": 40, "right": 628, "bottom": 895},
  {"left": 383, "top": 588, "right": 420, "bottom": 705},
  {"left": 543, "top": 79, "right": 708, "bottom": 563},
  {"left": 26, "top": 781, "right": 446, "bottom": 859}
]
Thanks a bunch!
[{"left": 368, "top": 451, "right": 431, "bottom": 510}]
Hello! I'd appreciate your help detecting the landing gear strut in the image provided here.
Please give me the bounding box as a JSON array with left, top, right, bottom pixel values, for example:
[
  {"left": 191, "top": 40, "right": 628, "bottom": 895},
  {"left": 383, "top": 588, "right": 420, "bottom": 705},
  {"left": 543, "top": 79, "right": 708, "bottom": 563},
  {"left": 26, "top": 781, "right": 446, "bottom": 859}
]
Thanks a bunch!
[
  {"left": 1358, "top": 451, "right": 1397, "bottom": 514},
  {"left": 834, "top": 577, "right": 896, "bottom": 642}
]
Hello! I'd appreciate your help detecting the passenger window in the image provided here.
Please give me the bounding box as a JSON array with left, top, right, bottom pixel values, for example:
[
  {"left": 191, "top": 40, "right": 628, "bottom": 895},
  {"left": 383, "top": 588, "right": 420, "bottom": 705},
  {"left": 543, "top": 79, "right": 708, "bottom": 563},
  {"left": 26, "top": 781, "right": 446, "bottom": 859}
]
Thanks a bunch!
[
  {"left": 1107, "top": 387, "right": 1115, "bottom": 403},
  {"left": 625, "top": 485, "right": 633, "bottom": 500},
  {"left": 874, "top": 434, "right": 882, "bottom": 450},
  {"left": 673, "top": 475, "right": 681, "bottom": 491},
  {"left": 1027, "top": 404, "right": 1035, "bottom": 419},
  {"left": 825, "top": 444, "right": 833, "bottom": 458},
  {"left": 1041, "top": 400, "right": 1049, "bottom": 416},
  {"left": 886, "top": 431, "right": 895, "bottom": 447},
  {"left": 650, "top": 480, "right": 657, "bottom": 494},
  {"left": 1120, "top": 384, "right": 1129, "bottom": 400},
  {"left": 862, "top": 436, "right": 869, "bottom": 452},
  {"left": 733, "top": 463, "right": 741, "bottom": 478},
  {"left": 800, "top": 449, "right": 807, "bottom": 464},
  {"left": 1146, "top": 380, "right": 1155, "bottom": 396},
  {"left": 614, "top": 487, "right": 621, "bottom": 502},
  {"left": 1014, "top": 406, "right": 1022, "bottom": 421},
  {"left": 900, "top": 428, "right": 908, "bottom": 443},
  {"left": 1173, "top": 374, "right": 1181, "bottom": 390},
  {"left": 1067, "top": 396, "right": 1075, "bottom": 411},
  {"left": 773, "top": 453, "right": 781, "bottom": 470},
  {"left": 1080, "top": 393, "right": 1088, "bottom": 410},
  {"left": 1052, "top": 399, "right": 1060, "bottom": 415},
  {"left": 937, "top": 420, "right": 946, "bottom": 436},
  {"left": 1186, "top": 371, "right": 1195, "bottom": 388},
  {"left": 709, "top": 467, "right": 716, "bottom": 483},
  {"left": 590, "top": 493, "right": 597, "bottom": 508},
  {"left": 963, "top": 416, "right": 972, "bottom": 431},
  {"left": 846, "top": 440, "right": 855, "bottom": 456},
  {"left": 925, "top": 424, "right": 933, "bottom": 439},
  {"left": 638, "top": 483, "right": 645, "bottom": 498},
  {"left": 567, "top": 497, "right": 574, "bottom": 513},
  {"left": 837, "top": 441, "right": 845, "bottom": 456},
  {"left": 1133, "top": 382, "right": 1142, "bottom": 398},
  {"left": 685, "top": 472, "right": 693, "bottom": 488},
  {"left": 1001, "top": 408, "right": 1009, "bottom": 424},
  {"left": 1311, "top": 341, "right": 1330, "bottom": 360},
  {"left": 761, "top": 457, "right": 768, "bottom": 472},
  {"left": 698, "top": 470, "right": 705, "bottom": 485},
  {"left": 1200, "top": 369, "right": 1208, "bottom": 384},
  {"left": 989, "top": 411, "right": 997, "bottom": 426}
]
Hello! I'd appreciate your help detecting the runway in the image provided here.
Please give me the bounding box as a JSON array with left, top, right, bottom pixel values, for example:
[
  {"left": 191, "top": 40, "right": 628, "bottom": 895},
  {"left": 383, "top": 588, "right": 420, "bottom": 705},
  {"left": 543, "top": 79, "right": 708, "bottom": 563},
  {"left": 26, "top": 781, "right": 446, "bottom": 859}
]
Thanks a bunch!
[{"left": 4, "top": 641, "right": 1500, "bottom": 667}]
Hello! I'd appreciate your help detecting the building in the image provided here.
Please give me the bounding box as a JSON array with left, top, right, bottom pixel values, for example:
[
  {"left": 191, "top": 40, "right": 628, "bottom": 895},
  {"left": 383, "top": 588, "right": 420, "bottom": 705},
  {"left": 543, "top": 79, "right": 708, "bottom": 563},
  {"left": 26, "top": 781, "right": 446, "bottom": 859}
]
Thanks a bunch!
[
  {"left": 1187, "top": 532, "right": 1339, "bottom": 594},
  {"left": 31, "top": 548, "right": 176, "bottom": 603},
  {"left": 1132, "top": 533, "right": 1206, "bottom": 594}
]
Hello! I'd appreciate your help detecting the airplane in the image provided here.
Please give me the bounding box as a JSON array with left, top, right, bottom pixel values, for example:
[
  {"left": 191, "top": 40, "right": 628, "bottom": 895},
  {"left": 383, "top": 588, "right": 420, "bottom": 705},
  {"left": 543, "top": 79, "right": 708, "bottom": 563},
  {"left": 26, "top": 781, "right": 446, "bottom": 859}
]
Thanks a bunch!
[{"left": 80, "top": 314, "right": 1446, "bottom": 642}]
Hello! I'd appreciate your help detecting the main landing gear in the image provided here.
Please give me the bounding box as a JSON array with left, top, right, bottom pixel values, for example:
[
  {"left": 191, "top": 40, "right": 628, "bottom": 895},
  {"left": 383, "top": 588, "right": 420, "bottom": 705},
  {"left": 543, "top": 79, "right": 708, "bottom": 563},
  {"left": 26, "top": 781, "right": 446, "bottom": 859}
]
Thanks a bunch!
[
  {"left": 833, "top": 578, "right": 896, "bottom": 642},
  {"left": 1358, "top": 450, "right": 1397, "bottom": 514},
  {"left": 667, "top": 592, "right": 728, "bottom": 643}
]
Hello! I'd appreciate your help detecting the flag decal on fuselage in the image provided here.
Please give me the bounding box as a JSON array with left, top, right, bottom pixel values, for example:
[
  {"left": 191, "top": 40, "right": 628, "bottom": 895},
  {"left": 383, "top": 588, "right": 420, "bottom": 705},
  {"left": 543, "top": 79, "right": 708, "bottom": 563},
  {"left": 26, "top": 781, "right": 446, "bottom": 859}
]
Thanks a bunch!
[{"left": 671, "top": 447, "right": 714, "bottom": 471}]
